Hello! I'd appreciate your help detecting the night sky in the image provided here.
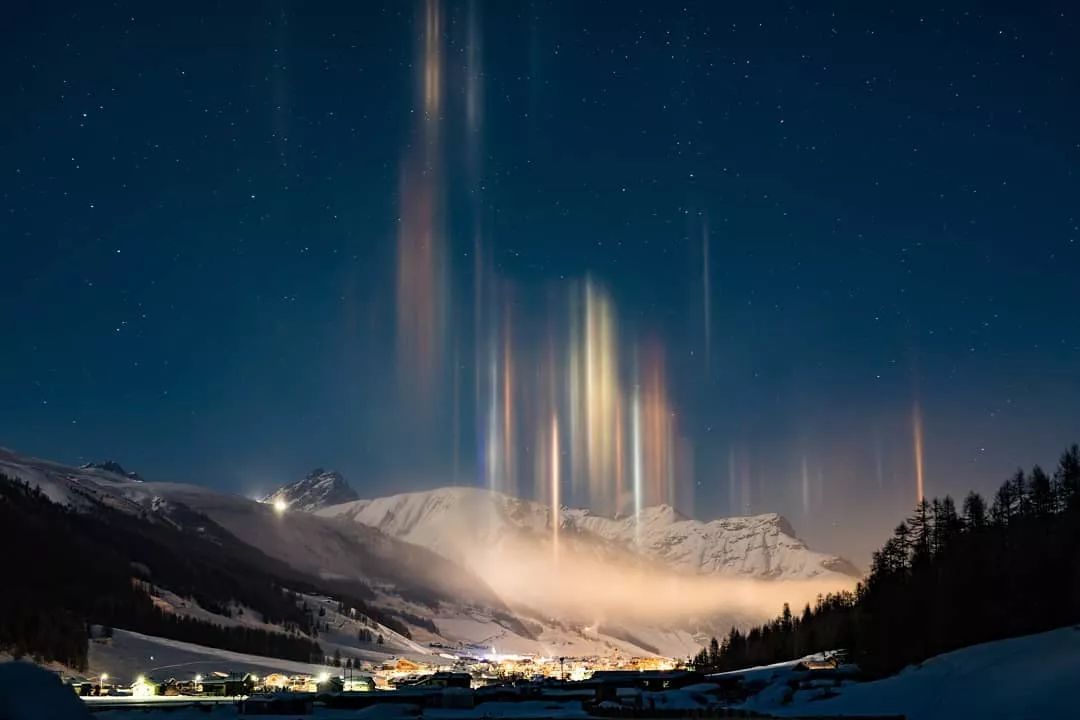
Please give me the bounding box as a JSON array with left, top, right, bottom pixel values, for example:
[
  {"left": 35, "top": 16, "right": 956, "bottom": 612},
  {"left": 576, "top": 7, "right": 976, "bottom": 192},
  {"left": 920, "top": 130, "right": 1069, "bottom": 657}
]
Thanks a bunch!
[{"left": 3, "top": 1, "right": 1078, "bottom": 564}]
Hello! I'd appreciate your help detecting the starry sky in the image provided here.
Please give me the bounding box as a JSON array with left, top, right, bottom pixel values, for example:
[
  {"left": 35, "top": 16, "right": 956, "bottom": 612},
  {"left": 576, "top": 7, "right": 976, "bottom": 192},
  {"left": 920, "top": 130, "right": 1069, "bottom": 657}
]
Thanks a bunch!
[{"left": 2, "top": 1, "right": 1078, "bottom": 565}]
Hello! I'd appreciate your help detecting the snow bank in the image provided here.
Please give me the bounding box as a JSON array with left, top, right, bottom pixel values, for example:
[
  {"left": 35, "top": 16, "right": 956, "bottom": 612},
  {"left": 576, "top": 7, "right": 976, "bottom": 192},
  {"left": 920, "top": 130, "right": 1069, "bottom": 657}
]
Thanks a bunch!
[
  {"left": 0, "top": 661, "right": 90, "bottom": 719},
  {"left": 747, "top": 625, "right": 1080, "bottom": 720}
]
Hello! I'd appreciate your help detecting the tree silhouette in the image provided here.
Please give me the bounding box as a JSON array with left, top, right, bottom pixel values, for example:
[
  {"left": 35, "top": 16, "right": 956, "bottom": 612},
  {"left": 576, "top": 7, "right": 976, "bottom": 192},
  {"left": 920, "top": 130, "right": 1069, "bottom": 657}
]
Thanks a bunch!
[{"left": 694, "top": 443, "right": 1080, "bottom": 676}]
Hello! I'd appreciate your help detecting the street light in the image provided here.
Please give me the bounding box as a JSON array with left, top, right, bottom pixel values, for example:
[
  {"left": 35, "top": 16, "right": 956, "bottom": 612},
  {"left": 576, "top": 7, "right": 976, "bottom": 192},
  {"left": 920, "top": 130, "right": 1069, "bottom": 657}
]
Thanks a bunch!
[
  {"left": 99, "top": 673, "right": 108, "bottom": 695},
  {"left": 273, "top": 499, "right": 288, "bottom": 516}
]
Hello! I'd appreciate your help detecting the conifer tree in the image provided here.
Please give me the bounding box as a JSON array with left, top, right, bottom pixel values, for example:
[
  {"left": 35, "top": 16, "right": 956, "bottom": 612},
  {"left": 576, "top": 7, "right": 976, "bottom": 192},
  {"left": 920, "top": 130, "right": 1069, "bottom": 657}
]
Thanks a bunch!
[
  {"left": 1028, "top": 466, "right": 1054, "bottom": 518},
  {"left": 962, "top": 491, "right": 986, "bottom": 530}
]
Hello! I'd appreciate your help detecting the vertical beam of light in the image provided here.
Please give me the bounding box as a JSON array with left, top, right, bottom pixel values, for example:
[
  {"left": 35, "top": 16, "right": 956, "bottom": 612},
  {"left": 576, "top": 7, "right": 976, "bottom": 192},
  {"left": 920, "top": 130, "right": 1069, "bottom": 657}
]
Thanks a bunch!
[
  {"left": 740, "top": 452, "right": 752, "bottom": 514},
  {"left": 464, "top": 0, "right": 483, "bottom": 148},
  {"left": 567, "top": 289, "right": 585, "bottom": 503},
  {"left": 583, "top": 280, "right": 618, "bottom": 514},
  {"left": 452, "top": 341, "right": 460, "bottom": 483},
  {"left": 702, "top": 215, "right": 711, "bottom": 370},
  {"left": 551, "top": 412, "right": 560, "bottom": 563},
  {"left": 422, "top": 0, "right": 442, "bottom": 120},
  {"left": 501, "top": 307, "right": 515, "bottom": 496},
  {"left": 485, "top": 341, "right": 499, "bottom": 494},
  {"left": 801, "top": 455, "right": 810, "bottom": 516},
  {"left": 631, "top": 384, "right": 643, "bottom": 546},
  {"left": 913, "top": 401, "right": 925, "bottom": 502},
  {"left": 614, "top": 394, "right": 625, "bottom": 514},
  {"left": 639, "top": 341, "right": 673, "bottom": 508},
  {"left": 665, "top": 418, "right": 677, "bottom": 507},
  {"left": 465, "top": 0, "right": 487, "bottom": 496},
  {"left": 727, "top": 447, "right": 738, "bottom": 515},
  {"left": 396, "top": 0, "right": 446, "bottom": 404}
]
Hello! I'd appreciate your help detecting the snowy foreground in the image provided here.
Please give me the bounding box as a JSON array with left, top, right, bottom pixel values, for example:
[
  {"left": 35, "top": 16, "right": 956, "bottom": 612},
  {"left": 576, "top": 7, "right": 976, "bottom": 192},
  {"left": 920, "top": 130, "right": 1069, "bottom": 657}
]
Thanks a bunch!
[
  {"left": 4, "top": 625, "right": 1079, "bottom": 719},
  {"left": 732, "top": 625, "right": 1080, "bottom": 719}
]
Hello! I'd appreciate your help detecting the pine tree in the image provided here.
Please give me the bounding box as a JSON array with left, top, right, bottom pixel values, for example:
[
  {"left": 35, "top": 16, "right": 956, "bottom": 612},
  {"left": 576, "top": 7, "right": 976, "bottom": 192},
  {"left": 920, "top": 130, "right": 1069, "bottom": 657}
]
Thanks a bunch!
[
  {"left": 932, "top": 495, "right": 961, "bottom": 554},
  {"left": 709, "top": 442, "right": 1080, "bottom": 676},
  {"left": 991, "top": 472, "right": 1022, "bottom": 525},
  {"left": 962, "top": 491, "right": 986, "bottom": 530},
  {"left": 1028, "top": 466, "right": 1054, "bottom": 518},
  {"left": 1013, "top": 469, "right": 1030, "bottom": 518},
  {"left": 907, "top": 499, "right": 933, "bottom": 565},
  {"left": 333, "top": 648, "right": 341, "bottom": 667},
  {"left": 1054, "top": 445, "right": 1080, "bottom": 512}
]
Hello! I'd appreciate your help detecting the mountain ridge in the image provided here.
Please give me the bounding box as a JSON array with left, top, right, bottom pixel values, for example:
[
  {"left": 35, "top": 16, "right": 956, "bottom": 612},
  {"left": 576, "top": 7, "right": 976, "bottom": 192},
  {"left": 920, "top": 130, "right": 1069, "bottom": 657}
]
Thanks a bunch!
[
  {"left": 1, "top": 447, "right": 859, "bottom": 660},
  {"left": 262, "top": 468, "right": 358, "bottom": 511},
  {"left": 314, "top": 484, "right": 860, "bottom": 581}
]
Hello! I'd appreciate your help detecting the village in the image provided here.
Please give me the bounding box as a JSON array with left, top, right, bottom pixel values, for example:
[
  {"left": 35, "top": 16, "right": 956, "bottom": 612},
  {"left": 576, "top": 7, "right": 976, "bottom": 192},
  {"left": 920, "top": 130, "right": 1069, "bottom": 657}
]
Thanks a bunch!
[{"left": 70, "top": 649, "right": 685, "bottom": 699}]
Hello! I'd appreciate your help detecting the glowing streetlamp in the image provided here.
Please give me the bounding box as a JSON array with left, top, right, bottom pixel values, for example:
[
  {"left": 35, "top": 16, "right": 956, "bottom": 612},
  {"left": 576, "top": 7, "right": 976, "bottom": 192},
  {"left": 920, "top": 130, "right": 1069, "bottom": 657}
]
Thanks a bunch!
[
  {"left": 273, "top": 499, "right": 288, "bottom": 516},
  {"left": 99, "top": 672, "right": 108, "bottom": 695}
]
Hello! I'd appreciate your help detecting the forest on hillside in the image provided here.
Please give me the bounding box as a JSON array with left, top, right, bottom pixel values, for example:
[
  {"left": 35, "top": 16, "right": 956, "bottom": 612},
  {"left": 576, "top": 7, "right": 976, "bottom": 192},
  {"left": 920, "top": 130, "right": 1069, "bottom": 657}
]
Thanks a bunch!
[
  {"left": 692, "top": 444, "right": 1080, "bottom": 675},
  {"left": 0, "top": 474, "right": 323, "bottom": 670}
]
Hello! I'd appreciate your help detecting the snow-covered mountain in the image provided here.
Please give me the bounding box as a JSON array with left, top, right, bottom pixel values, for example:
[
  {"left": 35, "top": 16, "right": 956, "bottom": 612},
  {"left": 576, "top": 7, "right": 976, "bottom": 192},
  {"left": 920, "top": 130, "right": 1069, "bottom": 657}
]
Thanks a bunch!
[
  {"left": 79, "top": 460, "right": 142, "bottom": 481},
  {"left": 0, "top": 447, "right": 858, "bottom": 660},
  {"left": 317, "top": 485, "right": 858, "bottom": 581},
  {"left": 262, "top": 467, "right": 358, "bottom": 511}
]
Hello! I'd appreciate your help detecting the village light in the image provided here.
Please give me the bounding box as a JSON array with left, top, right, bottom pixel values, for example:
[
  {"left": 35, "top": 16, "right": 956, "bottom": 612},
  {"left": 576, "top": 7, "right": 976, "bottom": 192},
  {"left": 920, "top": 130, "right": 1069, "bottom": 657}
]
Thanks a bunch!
[
  {"left": 132, "top": 675, "right": 154, "bottom": 699},
  {"left": 99, "top": 673, "right": 108, "bottom": 694},
  {"left": 273, "top": 498, "right": 288, "bottom": 516}
]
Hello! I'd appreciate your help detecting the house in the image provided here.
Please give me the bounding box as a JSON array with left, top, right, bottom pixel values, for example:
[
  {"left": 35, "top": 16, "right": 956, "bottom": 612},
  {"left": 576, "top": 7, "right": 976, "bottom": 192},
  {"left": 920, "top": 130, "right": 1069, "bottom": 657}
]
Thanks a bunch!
[
  {"left": 200, "top": 673, "right": 252, "bottom": 696},
  {"left": 393, "top": 658, "right": 423, "bottom": 673},
  {"left": 794, "top": 657, "right": 839, "bottom": 671},
  {"left": 130, "top": 675, "right": 158, "bottom": 698},
  {"left": 261, "top": 673, "right": 290, "bottom": 690},
  {"left": 403, "top": 672, "right": 471, "bottom": 689},
  {"left": 344, "top": 676, "right": 376, "bottom": 692}
]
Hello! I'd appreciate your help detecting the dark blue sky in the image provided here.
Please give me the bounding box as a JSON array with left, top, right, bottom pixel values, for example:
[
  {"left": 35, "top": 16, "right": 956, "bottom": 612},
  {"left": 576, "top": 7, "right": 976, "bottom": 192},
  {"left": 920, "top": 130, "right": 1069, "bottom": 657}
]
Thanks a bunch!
[{"left": 2, "top": 1, "right": 1078, "bottom": 562}]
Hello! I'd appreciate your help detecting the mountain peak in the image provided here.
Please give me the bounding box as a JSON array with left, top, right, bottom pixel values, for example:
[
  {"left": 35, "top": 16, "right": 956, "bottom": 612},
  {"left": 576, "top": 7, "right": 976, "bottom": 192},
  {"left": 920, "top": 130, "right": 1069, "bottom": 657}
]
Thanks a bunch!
[
  {"left": 79, "top": 460, "right": 142, "bottom": 481},
  {"left": 262, "top": 468, "right": 358, "bottom": 512},
  {"left": 634, "top": 503, "right": 688, "bottom": 524}
]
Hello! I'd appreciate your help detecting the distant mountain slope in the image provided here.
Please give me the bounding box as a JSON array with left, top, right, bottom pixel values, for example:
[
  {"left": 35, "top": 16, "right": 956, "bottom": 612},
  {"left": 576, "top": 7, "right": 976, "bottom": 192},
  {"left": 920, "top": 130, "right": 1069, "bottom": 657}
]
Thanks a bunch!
[
  {"left": 0, "top": 447, "right": 858, "bottom": 660},
  {"left": 0, "top": 449, "right": 529, "bottom": 644},
  {"left": 79, "top": 460, "right": 142, "bottom": 481},
  {"left": 262, "top": 468, "right": 358, "bottom": 511},
  {"left": 317, "top": 485, "right": 858, "bottom": 581}
]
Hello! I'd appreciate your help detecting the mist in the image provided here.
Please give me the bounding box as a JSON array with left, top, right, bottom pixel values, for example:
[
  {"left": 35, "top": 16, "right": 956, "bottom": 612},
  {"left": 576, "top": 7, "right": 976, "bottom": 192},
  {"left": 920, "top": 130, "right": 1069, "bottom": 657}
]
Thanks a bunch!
[{"left": 434, "top": 530, "right": 856, "bottom": 629}]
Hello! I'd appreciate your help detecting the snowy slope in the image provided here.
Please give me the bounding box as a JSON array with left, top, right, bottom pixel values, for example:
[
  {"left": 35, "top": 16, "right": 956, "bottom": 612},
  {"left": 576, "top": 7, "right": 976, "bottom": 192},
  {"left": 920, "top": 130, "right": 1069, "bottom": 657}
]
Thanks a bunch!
[
  {"left": 315, "top": 486, "right": 857, "bottom": 656},
  {"left": 737, "top": 625, "right": 1080, "bottom": 720},
  {"left": 0, "top": 449, "right": 699, "bottom": 658},
  {"left": 0, "top": 448, "right": 854, "bottom": 660},
  {"left": 262, "top": 468, "right": 358, "bottom": 512},
  {"left": 317, "top": 486, "right": 857, "bottom": 581},
  {"left": 87, "top": 629, "right": 343, "bottom": 683}
]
